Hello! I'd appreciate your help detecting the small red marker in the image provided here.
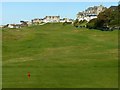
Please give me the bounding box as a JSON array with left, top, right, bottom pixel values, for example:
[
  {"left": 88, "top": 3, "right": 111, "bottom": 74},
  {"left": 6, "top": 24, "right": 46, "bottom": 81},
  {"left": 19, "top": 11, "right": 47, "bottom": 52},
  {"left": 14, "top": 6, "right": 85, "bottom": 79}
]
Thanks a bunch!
[{"left": 28, "top": 72, "right": 30, "bottom": 79}]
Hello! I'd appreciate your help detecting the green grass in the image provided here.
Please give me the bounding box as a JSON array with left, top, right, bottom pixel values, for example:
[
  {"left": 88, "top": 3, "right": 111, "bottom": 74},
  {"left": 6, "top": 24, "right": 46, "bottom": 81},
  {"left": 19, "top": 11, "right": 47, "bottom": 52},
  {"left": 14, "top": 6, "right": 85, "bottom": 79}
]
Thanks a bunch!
[{"left": 2, "top": 23, "right": 118, "bottom": 88}]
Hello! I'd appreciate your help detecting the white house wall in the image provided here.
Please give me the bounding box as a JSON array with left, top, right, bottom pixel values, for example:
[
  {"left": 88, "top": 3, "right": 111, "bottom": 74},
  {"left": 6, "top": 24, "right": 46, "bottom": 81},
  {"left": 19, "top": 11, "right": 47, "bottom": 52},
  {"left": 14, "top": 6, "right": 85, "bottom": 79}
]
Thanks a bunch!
[{"left": 8, "top": 25, "right": 14, "bottom": 28}]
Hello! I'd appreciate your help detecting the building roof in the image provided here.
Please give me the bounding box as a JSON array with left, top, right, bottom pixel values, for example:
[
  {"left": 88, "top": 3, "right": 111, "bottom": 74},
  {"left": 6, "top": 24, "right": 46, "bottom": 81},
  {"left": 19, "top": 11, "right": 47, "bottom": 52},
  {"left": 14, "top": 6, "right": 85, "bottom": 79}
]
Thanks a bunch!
[
  {"left": 109, "top": 6, "right": 118, "bottom": 11},
  {"left": 77, "top": 5, "right": 107, "bottom": 17}
]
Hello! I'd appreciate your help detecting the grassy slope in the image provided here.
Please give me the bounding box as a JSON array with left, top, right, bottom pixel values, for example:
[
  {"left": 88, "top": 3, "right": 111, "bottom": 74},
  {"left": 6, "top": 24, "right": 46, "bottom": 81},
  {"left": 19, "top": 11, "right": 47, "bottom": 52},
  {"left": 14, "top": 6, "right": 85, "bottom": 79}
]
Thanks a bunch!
[{"left": 2, "top": 23, "right": 118, "bottom": 88}]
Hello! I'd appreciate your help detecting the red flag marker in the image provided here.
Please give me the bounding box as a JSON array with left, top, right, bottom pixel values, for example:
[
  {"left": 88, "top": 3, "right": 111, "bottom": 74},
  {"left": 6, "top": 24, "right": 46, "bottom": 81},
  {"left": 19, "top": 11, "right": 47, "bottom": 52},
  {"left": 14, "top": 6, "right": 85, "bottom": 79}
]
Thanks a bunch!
[{"left": 28, "top": 72, "right": 30, "bottom": 79}]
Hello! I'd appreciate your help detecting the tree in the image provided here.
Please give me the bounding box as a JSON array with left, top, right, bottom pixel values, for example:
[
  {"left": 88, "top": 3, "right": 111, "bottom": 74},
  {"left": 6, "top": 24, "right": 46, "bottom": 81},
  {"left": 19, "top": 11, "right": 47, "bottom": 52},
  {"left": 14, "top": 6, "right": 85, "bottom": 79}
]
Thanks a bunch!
[
  {"left": 73, "top": 19, "right": 79, "bottom": 27},
  {"left": 86, "top": 18, "right": 98, "bottom": 29},
  {"left": 87, "top": 5, "right": 119, "bottom": 30}
]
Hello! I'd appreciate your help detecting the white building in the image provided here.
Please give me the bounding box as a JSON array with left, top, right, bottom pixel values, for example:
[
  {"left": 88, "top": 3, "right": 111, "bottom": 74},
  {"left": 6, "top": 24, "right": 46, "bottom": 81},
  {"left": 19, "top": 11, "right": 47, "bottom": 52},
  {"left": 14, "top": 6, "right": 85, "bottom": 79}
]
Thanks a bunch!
[
  {"left": 60, "top": 18, "right": 74, "bottom": 23},
  {"left": 60, "top": 19, "right": 66, "bottom": 23},
  {"left": 26, "top": 21, "right": 32, "bottom": 26},
  {"left": 31, "top": 18, "right": 43, "bottom": 24},
  {"left": 7, "top": 24, "right": 21, "bottom": 28},
  {"left": 7, "top": 24, "right": 15, "bottom": 28},
  {"left": 43, "top": 16, "right": 60, "bottom": 23},
  {"left": 77, "top": 5, "right": 107, "bottom": 22},
  {"left": 78, "top": 14, "right": 97, "bottom": 22},
  {"left": 0, "top": 25, "right": 5, "bottom": 28}
]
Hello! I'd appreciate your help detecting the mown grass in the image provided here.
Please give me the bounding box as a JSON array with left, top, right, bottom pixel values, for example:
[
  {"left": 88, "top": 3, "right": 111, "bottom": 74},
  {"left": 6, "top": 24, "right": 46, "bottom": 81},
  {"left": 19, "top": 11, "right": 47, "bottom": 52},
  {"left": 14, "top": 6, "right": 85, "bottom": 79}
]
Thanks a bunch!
[{"left": 2, "top": 23, "right": 118, "bottom": 88}]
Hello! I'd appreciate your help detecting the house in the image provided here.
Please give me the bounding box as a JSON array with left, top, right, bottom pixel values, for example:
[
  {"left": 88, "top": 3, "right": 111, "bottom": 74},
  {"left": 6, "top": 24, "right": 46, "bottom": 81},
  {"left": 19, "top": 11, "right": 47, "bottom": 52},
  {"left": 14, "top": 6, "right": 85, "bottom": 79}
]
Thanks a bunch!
[
  {"left": 7, "top": 24, "right": 21, "bottom": 28},
  {"left": 20, "top": 21, "right": 28, "bottom": 27},
  {"left": 77, "top": 5, "right": 107, "bottom": 22},
  {"left": 67, "top": 19, "right": 74, "bottom": 23},
  {"left": 26, "top": 21, "right": 32, "bottom": 26},
  {"left": 109, "top": 6, "right": 118, "bottom": 11},
  {"left": 77, "top": 14, "right": 97, "bottom": 22},
  {"left": 60, "top": 18, "right": 74, "bottom": 23},
  {"left": 43, "top": 16, "right": 60, "bottom": 23},
  {"left": 31, "top": 18, "right": 43, "bottom": 24},
  {"left": 15, "top": 24, "right": 21, "bottom": 28},
  {"left": 60, "top": 19, "right": 66, "bottom": 23},
  {"left": 0, "top": 25, "right": 5, "bottom": 28},
  {"left": 7, "top": 24, "right": 16, "bottom": 28}
]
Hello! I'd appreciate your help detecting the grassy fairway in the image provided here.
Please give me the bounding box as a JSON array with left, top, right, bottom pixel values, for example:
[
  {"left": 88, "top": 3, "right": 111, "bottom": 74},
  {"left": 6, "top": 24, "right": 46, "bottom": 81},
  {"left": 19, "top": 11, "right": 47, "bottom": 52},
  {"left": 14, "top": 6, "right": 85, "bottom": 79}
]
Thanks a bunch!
[{"left": 2, "top": 23, "right": 118, "bottom": 88}]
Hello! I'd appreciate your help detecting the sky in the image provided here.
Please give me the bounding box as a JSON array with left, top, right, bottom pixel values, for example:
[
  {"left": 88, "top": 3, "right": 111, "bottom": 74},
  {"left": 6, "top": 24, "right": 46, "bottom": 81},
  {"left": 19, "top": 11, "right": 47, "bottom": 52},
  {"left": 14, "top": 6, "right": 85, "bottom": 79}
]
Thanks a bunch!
[{"left": 1, "top": 2, "right": 119, "bottom": 25}]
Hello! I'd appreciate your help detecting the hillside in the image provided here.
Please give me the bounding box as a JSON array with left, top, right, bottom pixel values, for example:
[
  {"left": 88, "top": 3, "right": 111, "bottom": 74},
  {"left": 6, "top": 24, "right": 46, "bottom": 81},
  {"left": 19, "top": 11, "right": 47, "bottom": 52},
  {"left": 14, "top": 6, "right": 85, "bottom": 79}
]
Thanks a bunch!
[{"left": 2, "top": 23, "right": 118, "bottom": 88}]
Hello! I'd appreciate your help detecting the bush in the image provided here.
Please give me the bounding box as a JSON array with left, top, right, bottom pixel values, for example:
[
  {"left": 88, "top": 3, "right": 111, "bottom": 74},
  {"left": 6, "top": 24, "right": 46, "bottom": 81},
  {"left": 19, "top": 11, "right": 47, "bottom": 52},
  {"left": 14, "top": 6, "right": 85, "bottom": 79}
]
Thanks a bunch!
[
  {"left": 86, "top": 18, "right": 98, "bottom": 29},
  {"left": 63, "top": 21, "right": 72, "bottom": 25},
  {"left": 73, "top": 19, "right": 79, "bottom": 27},
  {"left": 73, "top": 19, "right": 87, "bottom": 28}
]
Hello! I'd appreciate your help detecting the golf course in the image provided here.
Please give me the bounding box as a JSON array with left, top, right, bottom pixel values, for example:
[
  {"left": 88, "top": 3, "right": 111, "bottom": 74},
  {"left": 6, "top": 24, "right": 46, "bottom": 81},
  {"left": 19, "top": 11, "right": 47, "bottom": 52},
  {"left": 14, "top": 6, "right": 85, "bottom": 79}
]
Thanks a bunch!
[{"left": 2, "top": 23, "right": 118, "bottom": 88}]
